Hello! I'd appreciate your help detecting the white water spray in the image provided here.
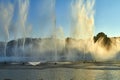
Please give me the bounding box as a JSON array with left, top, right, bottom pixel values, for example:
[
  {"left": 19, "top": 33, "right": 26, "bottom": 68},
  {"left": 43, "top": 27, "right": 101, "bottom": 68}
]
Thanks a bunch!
[
  {"left": 71, "top": 0, "right": 95, "bottom": 39},
  {"left": 0, "top": 2, "right": 14, "bottom": 58},
  {"left": 18, "top": 0, "right": 29, "bottom": 55}
]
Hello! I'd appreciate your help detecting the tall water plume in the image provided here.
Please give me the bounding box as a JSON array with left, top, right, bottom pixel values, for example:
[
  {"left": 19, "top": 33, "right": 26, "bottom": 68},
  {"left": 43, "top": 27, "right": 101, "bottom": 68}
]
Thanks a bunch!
[
  {"left": 71, "top": 0, "right": 95, "bottom": 39},
  {"left": 18, "top": 0, "right": 29, "bottom": 56},
  {"left": 0, "top": 2, "right": 14, "bottom": 58},
  {"left": 66, "top": 0, "right": 95, "bottom": 61}
]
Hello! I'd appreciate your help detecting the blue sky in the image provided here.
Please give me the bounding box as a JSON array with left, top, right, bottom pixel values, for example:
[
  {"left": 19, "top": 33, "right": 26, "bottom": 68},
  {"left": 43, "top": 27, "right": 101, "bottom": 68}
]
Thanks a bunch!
[
  {"left": 95, "top": 0, "right": 120, "bottom": 37},
  {"left": 28, "top": 0, "right": 72, "bottom": 38},
  {"left": 0, "top": 0, "right": 120, "bottom": 41},
  {"left": 27, "top": 0, "right": 120, "bottom": 37}
]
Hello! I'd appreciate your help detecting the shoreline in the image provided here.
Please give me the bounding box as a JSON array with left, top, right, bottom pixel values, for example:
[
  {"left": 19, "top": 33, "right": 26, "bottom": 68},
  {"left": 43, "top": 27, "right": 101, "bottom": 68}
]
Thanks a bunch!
[{"left": 0, "top": 62, "right": 120, "bottom": 70}]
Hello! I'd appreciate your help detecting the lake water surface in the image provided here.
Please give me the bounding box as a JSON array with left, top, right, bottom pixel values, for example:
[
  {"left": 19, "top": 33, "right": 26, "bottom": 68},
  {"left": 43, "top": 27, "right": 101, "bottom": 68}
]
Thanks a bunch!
[{"left": 0, "top": 62, "right": 120, "bottom": 80}]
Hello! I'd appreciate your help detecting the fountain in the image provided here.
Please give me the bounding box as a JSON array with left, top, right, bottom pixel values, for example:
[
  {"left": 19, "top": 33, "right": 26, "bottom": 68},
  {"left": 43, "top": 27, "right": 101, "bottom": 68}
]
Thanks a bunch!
[
  {"left": 0, "top": 0, "right": 120, "bottom": 64},
  {"left": 1, "top": 1, "right": 120, "bottom": 80}
]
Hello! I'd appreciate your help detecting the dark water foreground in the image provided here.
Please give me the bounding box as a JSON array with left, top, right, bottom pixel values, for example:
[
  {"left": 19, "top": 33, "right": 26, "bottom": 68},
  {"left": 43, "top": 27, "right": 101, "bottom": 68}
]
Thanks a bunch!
[{"left": 1, "top": 62, "right": 120, "bottom": 80}]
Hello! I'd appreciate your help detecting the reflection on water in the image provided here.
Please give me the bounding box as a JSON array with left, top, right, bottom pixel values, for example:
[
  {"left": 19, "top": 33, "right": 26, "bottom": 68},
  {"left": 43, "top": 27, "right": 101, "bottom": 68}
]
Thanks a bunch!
[{"left": 0, "top": 64, "right": 120, "bottom": 80}]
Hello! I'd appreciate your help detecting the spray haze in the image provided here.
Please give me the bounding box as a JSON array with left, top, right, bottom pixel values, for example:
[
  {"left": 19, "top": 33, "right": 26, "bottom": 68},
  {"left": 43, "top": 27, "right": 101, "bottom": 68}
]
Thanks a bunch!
[{"left": 38, "top": 0, "right": 56, "bottom": 38}]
